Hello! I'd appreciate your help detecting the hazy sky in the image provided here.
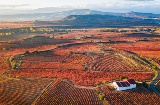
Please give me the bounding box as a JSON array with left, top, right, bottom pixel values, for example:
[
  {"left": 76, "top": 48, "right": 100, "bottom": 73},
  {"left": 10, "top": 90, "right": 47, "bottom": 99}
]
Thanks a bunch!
[{"left": 0, "top": 0, "right": 160, "bottom": 13}]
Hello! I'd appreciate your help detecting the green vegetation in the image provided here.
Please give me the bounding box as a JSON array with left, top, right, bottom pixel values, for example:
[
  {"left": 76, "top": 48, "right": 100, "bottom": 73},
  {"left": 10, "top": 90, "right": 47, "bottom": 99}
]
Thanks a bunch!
[
  {"left": 33, "top": 50, "right": 39, "bottom": 54},
  {"left": 95, "top": 87, "right": 107, "bottom": 101},
  {"left": 151, "top": 65, "right": 157, "bottom": 70},
  {"left": 102, "top": 80, "right": 107, "bottom": 84},
  {"left": 9, "top": 55, "right": 22, "bottom": 70},
  {"left": 98, "top": 93, "right": 106, "bottom": 101},
  {"left": 155, "top": 28, "right": 160, "bottom": 34},
  {"left": 24, "top": 51, "right": 30, "bottom": 55},
  {"left": 9, "top": 57, "right": 17, "bottom": 69},
  {"left": 0, "top": 47, "right": 9, "bottom": 51},
  {"left": 152, "top": 71, "right": 158, "bottom": 81},
  {"left": 49, "top": 35, "right": 54, "bottom": 39},
  {"left": 0, "top": 27, "right": 55, "bottom": 36},
  {"left": 142, "top": 81, "right": 148, "bottom": 88},
  {"left": 90, "top": 40, "right": 94, "bottom": 43},
  {"left": 16, "top": 75, "right": 19, "bottom": 79},
  {"left": 108, "top": 85, "right": 115, "bottom": 90},
  {"left": 151, "top": 65, "right": 158, "bottom": 81},
  {"left": 95, "top": 81, "right": 101, "bottom": 86},
  {"left": 100, "top": 27, "right": 155, "bottom": 33},
  {"left": 120, "top": 76, "right": 128, "bottom": 81}
]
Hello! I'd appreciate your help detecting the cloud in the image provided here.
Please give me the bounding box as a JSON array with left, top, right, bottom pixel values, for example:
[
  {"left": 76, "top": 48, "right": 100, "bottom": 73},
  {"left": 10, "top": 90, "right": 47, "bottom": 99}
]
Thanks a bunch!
[
  {"left": 0, "top": 4, "right": 30, "bottom": 9},
  {"left": 126, "top": 0, "right": 154, "bottom": 1}
]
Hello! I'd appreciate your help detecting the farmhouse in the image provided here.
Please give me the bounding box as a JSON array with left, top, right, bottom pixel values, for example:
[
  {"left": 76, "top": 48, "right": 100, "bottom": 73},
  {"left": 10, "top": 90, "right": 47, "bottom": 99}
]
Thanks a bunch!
[{"left": 113, "top": 79, "right": 136, "bottom": 91}]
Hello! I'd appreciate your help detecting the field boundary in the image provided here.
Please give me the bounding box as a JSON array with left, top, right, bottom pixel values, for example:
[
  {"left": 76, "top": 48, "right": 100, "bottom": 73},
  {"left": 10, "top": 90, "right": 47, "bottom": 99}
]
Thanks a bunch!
[{"left": 31, "top": 79, "right": 55, "bottom": 105}]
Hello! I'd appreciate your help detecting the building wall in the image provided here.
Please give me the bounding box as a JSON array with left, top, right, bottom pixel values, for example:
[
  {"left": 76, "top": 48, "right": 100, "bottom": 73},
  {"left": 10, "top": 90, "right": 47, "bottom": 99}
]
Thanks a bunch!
[
  {"left": 130, "top": 84, "right": 136, "bottom": 89},
  {"left": 112, "top": 82, "right": 136, "bottom": 91}
]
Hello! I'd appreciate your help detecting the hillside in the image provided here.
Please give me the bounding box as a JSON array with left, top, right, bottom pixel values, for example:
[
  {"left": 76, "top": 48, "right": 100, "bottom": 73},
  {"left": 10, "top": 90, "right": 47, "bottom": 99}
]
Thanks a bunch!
[
  {"left": 123, "top": 11, "right": 160, "bottom": 19},
  {"left": 0, "top": 27, "right": 160, "bottom": 105},
  {"left": 55, "top": 14, "right": 160, "bottom": 28},
  {"left": 0, "top": 9, "right": 160, "bottom": 21},
  {"left": 0, "top": 9, "right": 106, "bottom": 21}
]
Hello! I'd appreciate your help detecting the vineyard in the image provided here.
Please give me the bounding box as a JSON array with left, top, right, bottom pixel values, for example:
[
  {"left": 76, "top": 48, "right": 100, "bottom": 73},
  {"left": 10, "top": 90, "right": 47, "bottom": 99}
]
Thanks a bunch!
[
  {"left": 0, "top": 21, "right": 34, "bottom": 28},
  {"left": 101, "top": 84, "right": 160, "bottom": 105},
  {"left": 7, "top": 70, "right": 153, "bottom": 86},
  {"left": 0, "top": 76, "right": 53, "bottom": 105},
  {"left": 0, "top": 49, "right": 10, "bottom": 74},
  {"left": 33, "top": 79, "right": 101, "bottom": 105},
  {"left": 0, "top": 28, "right": 160, "bottom": 105},
  {"left": 88, "top": 53, "right": 150, "bottom": 72},
  {"left": 20, "top": 48, "right": 92, "bottom": 71},
  {"left": 0, "top": 70, "right": 6, "bottom": 74},
  {"left": 110, "top": 41, "right": 160, "bottom": 58},
  {"left": 0, "top": 57, "right": 10, "bottom": 70},
  {"left": 3, "top": 42, "right": 154, "bottom": 86},
  {"left": 155, "top": 58, "right": 160, "bottom": 65}
]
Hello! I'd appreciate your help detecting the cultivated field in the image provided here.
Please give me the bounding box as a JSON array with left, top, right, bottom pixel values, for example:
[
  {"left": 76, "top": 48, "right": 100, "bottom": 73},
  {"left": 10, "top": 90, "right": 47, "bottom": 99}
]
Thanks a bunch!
[
  {"left": 102, "top": 84, "right": 160, "bottom": 105},
  {"left": 0, "top": 76, "right": 54, "bottom": 105},
  {"left": 33, "top": 79, "right": 101, "bottom": 105},
  {"left": 0, "top": 27, "right": 160, "bottom": 104}
]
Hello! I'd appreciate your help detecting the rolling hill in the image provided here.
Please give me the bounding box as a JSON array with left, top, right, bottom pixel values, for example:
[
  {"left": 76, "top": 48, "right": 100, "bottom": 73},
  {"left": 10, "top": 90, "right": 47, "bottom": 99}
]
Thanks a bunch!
[
  {"left": 0, "top": 9, "right": 160, "bottom": 21},
  {"left": 51, "top": 14, "right": 160, "bottom": 28}
]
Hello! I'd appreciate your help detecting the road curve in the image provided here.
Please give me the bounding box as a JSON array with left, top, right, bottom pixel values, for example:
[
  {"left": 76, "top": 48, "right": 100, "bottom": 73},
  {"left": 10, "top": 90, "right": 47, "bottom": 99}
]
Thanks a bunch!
[{"left": 149, "top": 70, "right": 160, "bottom": 96}]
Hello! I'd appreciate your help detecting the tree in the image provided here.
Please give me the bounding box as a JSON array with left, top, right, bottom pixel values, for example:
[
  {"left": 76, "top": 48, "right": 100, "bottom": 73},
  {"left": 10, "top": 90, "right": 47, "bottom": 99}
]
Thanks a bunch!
[
  {"left": 151, "top": 65, "right": 157, "bottom": 70},
  {"left": 11, "top": 62, "right": 17, "bottom": 69},
  {"left": 102, "top": 80, "right": 107, "bottom": 84},
  {"left": 50, "top": 35, "right": 54, "bottom": 39},
  {"left": 120, "top": 76, "right": 128, "bottom": 81},
  {"left": 33, "top": 50, "right": 39, "bottom": 54},
  {"left": 2, "top": 48, "right": 6, "bottom": 50},
  {"left": 98, "top": 93, "right": 105, "bottom": 101},
  {"left": 24, "top": 51, "right": 30, "bottom": 55},
  {"left": 90, "top": 40, "right": 94, "bottom": 43},
  {"left": 142, "top": 81, "right": 148, "bottom": 88}
]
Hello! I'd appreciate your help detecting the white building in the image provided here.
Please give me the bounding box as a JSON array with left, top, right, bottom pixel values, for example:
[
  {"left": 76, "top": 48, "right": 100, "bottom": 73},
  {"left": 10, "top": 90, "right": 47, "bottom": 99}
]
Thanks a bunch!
[{"left": 113, "top": 79, "right": 136, "bottom": 91}]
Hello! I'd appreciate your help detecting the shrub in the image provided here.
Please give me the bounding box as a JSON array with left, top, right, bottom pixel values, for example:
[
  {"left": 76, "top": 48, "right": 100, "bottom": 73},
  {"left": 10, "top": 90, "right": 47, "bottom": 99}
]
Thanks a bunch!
[
  {"left": 33, "top": 50, "right": 39, "bottom": 54},
  {"left": 24, "top": 51, "right": 30, "bottom": 55},
  {"left": 142, "top": 81, "right": 148, "bottom": 88},
  {"left": 98, "top": 93, "right": 105, "bottom": 101},
  {"left": 151, "top": 65, "right": 157, "bottom": 70},
  {"left": 102, "top": 80, "right": 107, "bottom": 84},
  {"left": 120, "top": 76, "right": 128, "bottom": 81}
]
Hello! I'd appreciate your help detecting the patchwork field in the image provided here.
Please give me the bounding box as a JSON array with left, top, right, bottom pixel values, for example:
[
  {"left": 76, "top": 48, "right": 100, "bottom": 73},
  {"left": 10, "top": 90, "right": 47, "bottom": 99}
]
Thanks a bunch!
[
  {"left": 33, "top": 79, "right": 101, "bottom": 105},
  {"left": 102, "top": 84, "right": 160, "bottom": 105},
  {"left": 0, "top": 28, "right": 160, "bottom": 104},
  {"left": 0, "top": 76, "right": 54, "bottom": 105}
]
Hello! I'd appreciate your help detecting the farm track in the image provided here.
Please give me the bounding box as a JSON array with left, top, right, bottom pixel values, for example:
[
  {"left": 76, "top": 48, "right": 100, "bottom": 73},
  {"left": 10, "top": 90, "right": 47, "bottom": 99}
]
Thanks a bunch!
[
  {"left": 127, "top": 53, "right": 160, "bottom": 95},
  {"left": 148, "top": 60, "right": 160, "bottom": 95},
  {"left": 149, "top": 70, "right": 160, "bottom": 95},
  {"left": 31, "top": 79, "right": 55, "bottom": 105}
]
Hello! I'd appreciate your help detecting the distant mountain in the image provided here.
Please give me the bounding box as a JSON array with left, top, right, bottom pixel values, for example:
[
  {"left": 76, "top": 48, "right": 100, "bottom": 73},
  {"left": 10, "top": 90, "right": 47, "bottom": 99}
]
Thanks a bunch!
[
  {"left": 54, "top": 14, "right": 160, "bottom": 28},
  {"left": 0, "top": 9, "right": 160, "bottom": 22},
  {"left": 31, "top": 7, "right": 72, "bottom": 14},
  {"left": 123, "top": 11, "right": 160, "bottom": 19},
  {"left": 0, "top": 9, "right": 107, "bottom": 21},
  {"left": 0, "top": 9, "right": 27, "bottom": 15},
  {"left": 0, "top": 7, "right": 72, "bottom": 15}
]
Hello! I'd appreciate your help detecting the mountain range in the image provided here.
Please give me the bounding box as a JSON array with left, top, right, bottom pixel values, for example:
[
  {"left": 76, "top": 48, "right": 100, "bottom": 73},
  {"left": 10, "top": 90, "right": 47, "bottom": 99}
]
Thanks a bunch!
[
  {"left": 51, "top": 14, "right": 159, "bottom": 28},
  {"left": 0, "top": 9, "right": 160, "bottom": 21}
]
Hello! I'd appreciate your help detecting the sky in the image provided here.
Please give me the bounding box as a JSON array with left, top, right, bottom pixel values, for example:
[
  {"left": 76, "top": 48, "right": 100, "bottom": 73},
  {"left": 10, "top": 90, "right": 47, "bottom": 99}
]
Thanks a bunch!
[{"left": 0, "top": 0, "right": 160, "bottom": 13}]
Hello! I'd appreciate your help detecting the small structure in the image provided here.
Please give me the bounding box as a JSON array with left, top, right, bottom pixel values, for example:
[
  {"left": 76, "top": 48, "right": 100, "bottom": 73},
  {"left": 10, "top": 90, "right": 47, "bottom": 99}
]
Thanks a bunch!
[{"left": 113, "top": 79, "right": 136, "bottom": 91}]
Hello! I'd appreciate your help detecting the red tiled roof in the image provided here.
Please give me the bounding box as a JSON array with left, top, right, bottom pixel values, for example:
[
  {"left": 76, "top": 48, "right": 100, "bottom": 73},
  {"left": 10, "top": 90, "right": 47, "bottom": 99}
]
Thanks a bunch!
[
  {"left": 120, "top": 82, "right": 128, "bottom": 87},
  {"left": 127, "top": 79, "right": 136, "bottom": 84}
]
